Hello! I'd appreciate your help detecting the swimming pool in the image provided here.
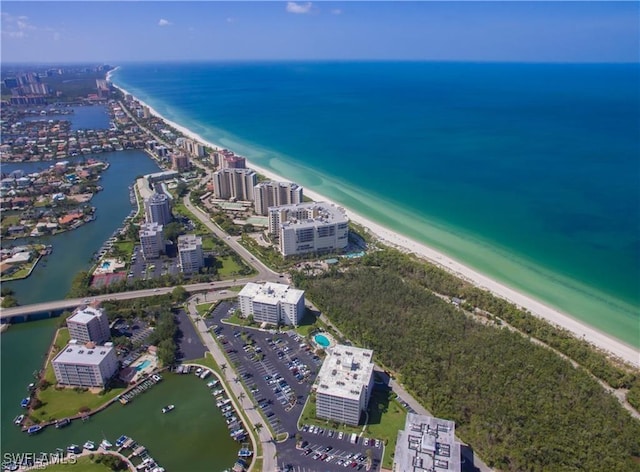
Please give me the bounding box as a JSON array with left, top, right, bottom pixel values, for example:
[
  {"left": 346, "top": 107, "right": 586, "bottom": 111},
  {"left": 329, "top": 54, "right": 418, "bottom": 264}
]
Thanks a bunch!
[
  {"left": 314, "top": 334, "right": 331, "bottom": 348},
  {"left": 135, "top": 360, "right": 151, "bottom": 371},
  {"left": 101, "top": 261, "right": 111, "bottom": 269}
]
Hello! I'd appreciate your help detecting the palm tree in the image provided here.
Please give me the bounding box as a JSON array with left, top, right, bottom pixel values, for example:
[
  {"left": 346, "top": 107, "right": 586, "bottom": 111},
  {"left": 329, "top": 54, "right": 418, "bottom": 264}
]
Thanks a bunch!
[
  {"left": 254, "top": 422, "right": 263, "bottom": 433},
  {"left": 365, "top": 448, "right": 373, "bottom": 470},
  {"left": 220, "top": 363, "right": 227, "bottom": 374},
  {"left": 239, "top": 392, "right": 245, "bottom": 402},
  {"left": 295, "top": 432, "right": 303, "bottom": 447}
]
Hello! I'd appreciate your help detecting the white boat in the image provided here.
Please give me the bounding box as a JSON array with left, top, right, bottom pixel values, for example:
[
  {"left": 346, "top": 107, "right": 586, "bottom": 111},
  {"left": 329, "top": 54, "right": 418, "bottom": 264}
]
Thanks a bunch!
[
  {"left": 100, "top": 439, "right": 113, "bottom": 449},
  {"left": 161, "top": 404, "right": 175, "bottom": 413},
  {"left": 83, "top": 440, "right": 96, "bottom": 450},
  {"left": 13, "top": 414, "right": 24, "bottom": 425}
]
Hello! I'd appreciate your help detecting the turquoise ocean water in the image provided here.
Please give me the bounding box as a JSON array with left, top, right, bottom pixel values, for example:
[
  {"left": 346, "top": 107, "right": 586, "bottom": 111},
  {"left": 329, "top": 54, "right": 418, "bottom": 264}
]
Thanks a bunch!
[{"left": 112, "top": 62, "right": 639, "bottom": 347}]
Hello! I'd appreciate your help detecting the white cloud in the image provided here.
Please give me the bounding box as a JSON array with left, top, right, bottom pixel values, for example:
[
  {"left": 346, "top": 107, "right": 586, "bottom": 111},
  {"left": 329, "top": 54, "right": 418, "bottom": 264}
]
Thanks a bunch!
[
  {"left": 286, "top": 2, "right": 313, "bottom": 14},
  {"left": 158, "top": 18, "right": 171, "bottom": 27},
  {"left": 1, "top": 12, "right": 36, "bottom": 39},
  {"left": 331, "top": 8, "right": 342, "bottom": 15}
]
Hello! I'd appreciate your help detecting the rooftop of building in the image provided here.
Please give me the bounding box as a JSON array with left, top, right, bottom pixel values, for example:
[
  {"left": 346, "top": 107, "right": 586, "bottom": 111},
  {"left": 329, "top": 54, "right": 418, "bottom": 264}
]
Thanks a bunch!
[
  {"left": 214, "top": 167, "right": 255, "bottom": 175},
  {"left": 271, "top": 201, "right": 348, "bottom": 227},
  {"left": 53, "top": 340, "right": 114, "bottom": 366},
  {"left": 177, "top": 233, "right": 202, "bottom": 250},
  {"left": 68, "top": 305, "right": 105, "bottom": 325},
  {"left": 316, "top": 344, "right": 374, "bottom": 401},
  {"left": 238, "top": 281, "right": 304, "bottom": 306},
  {"left": 394, "top": 413, "right": 461, "bottom": 472},
  {"left": 255, "top": 180, "right": 300, "bottom": 189},
  {"left": 139, "top": 222, "right": 163, "bottom": 236}
]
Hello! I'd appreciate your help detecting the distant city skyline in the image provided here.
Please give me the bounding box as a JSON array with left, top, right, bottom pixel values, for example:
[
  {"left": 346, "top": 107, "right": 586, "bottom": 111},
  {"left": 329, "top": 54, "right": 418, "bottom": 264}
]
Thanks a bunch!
[{"left": 1, "top": 1, "right": 638, "bottom": 63}]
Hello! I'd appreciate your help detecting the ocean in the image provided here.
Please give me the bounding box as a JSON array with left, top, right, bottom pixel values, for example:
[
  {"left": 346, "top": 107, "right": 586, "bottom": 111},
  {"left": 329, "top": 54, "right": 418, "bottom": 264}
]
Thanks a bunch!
[{"left": 111, "top": 61, "right": 640, "bottom": 348}]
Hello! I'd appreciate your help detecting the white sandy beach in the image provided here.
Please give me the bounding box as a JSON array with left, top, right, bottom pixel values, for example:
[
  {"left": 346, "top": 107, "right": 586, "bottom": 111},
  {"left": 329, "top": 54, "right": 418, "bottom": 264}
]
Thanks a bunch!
[{"left": 108, "top": 74, "right": 639, "bottom": 368}]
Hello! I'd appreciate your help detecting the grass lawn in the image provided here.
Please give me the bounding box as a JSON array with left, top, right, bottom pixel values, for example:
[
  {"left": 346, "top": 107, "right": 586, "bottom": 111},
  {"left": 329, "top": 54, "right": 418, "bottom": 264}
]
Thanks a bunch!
[
  {"left": 33, "top": 385, "right": 125, "bottom": 423},
  {"left": 189, "top": 352, "right": 221, "bottom": 374},
  {"left": 39, "top": 455, "right": 115, "bottom": 471},
  {"left": 217, "top": 256, "right": 243, "bottom": 278},
  {"left": 222, "top": 313, "right": 250, "bottom": 327},
  {"left": 293, "top": 312, "right": 318, "bottom": 338},
  {"left": 195, "top": 302, "right": 214, "bottom": 316},
  {"left": 113, "top": 240, "right": 135, "bottom": 256},
  {"left": 299, "top": 388, "right": 406, "bottom": 470},
  {"left": 1, "top": 214, "right": 21, "bottom": 227}
]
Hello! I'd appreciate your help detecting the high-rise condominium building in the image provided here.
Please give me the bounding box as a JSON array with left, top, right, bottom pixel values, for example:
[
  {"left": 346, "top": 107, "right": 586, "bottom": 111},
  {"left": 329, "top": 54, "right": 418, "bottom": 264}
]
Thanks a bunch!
[
  {"left": 253, "top": 181, "right": 304, "bottom": 216},
  {"left": 66, "top": 305, "right": 111, "bottom": 344},
  {"left": 315, "top": 344, "right": 375, "bottom": 426},
  {"left": 268, "top": 202, "right": 349, "bottom": 256},
  {"left": 212, "top": 168, "right": 257, "bottom": 201},
  {"left": 238, "top": 282, "right": 305, "bottom": 326},
  {"left": 177, "top": 234, "right": 204, "bottom": 274},
  {"left": 139, "top": 222, "right": 164, "bottom": 260},
  {"left": 393, "top": 413, "right": 461, "bottom": 472},
  {"left": 53, "top": 341, "right": 118, "bottom": 388},
  {"left": 144, "top": 192, "right": 172, "bottom": 225}
]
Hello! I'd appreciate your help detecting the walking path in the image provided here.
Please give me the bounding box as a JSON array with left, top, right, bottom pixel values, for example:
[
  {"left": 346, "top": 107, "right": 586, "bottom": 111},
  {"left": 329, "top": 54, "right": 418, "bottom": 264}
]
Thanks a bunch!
[
  {"left": 16, "top": 447, "right": 136, "bottom": 471},
  {"left": 186, "top": 297, "right": 278, "bottom": 472}
]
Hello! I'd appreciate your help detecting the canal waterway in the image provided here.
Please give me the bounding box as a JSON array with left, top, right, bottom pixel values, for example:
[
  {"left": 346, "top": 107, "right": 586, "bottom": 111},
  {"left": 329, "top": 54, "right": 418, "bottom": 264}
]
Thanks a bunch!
[
  {"left": 3, "top": 107, "right": 241, "bottom": 470},
  {"left": 22, "top": 105, "right": 112, "bottom": 131},
  {"left": 1, "top": 321, "right": 239, "bottom": 471},
  {"left": 2, "top": 150, "right": 160, "bottom": 305}
]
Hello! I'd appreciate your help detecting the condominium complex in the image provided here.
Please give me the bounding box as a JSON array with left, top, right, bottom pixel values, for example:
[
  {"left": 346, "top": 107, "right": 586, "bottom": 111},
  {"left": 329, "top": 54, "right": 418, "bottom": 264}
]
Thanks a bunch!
[
  {"left": 176, "top": 137, "right": 206, "bottom": 158},
  {"left": 253, "top": 181, "right": 304, "bottom": 216},
  {"left": 212, "top": 168, "right": 257, "bottom": 201},
  {"left": 177, "top": 234, "right": 204, "bottom": 274},
  {"left": 238, "top": 282, "right": 305, "bottom": 326},
  {"left": 144, "top": 192, "right": 172, "bottom": 225},
  {"left": 139, "top": 222, "right": 164, "bottom": 260},
  {"left": 268, "top": 202, "right": 349, "bottom": 256},
  {"left": 67, "top": 305, "right": 111, "bottom": 344},
  {"left": 171, "top": 152, "right": 190, "bottom": 172},
  {"left": 393, "top": 413, "right": 461, "bottom": 472},
  {"left": 214, "top": 149, "right": 246, "bottom": 169},
  {"left": 315, "top": 344, "right": 375, "bottom": 426},
  {"left": 53, "top": 341, "right": 118, "bottom": 388}
]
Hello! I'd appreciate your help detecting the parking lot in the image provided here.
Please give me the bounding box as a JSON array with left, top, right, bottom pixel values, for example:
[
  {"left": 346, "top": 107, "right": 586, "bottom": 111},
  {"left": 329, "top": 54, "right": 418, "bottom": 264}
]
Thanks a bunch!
[
  {"left": 207, "top": 306, "right": 383, "bottom": 471},
  {"left": 112, "top": 317, "right": 153, "bottom": 346},
  {"left": 127, "top": 244, "right": 181, "bottom": 281}
]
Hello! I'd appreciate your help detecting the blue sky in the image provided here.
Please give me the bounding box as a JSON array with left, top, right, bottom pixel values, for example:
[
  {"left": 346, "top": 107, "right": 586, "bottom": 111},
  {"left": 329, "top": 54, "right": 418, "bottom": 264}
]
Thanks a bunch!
[{"left": 1, "top": 1, "right": 638, "bottom": 63}]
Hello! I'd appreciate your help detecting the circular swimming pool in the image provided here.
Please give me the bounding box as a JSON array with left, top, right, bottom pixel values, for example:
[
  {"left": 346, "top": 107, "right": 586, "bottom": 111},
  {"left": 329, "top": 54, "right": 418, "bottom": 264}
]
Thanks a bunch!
[{"left": 314, "top": 334, "right": 331, "bottom": 348}]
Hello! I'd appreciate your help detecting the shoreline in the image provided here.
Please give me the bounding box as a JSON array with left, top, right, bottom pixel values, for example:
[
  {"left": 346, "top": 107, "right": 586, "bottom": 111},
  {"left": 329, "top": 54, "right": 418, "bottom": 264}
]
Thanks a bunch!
[{"left": 108, "top": 74, "right": 639, "bottom": 368}]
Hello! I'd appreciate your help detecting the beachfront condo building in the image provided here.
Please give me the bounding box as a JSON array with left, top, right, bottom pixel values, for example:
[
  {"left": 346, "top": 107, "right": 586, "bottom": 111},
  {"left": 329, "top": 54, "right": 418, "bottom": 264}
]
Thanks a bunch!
[
  {"left": 253, "top": 181, "right": 304, "bottom": 216},
  {"left": 268, "top": 202, "right": 349, "bottom": 256},
  {"left": 213, "top": 168, "right": 257, "bottom": 201},
  {"left": 393, "top": 413, "right": 461, "bottom": 472},
  {"left": 53, "top": 341, "right": 118, "bottom": 388},
  {"left": 315, "top": 344, "right": 375, "bottom": 426},
  {"left": 67, "top": 305, "right": 111, "bottom": 344},
  {"left": 177, "top": 233, "right": 204, "bottom": 274},
  {"left": 238, "top": 282, "right": 305, "bottom": 326},
  {"left": 144, "top": 192, "right": 172, "bottom": 225},
  {"left": 214, "top": 149, "right": 246, "bottom": 169},
  {"left": 139, "top": 222, "right": 164, "bottom": 260}
]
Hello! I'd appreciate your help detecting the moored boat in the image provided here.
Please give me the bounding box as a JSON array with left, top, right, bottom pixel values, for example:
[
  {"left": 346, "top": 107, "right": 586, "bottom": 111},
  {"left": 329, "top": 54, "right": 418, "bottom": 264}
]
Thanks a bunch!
[
  {"left": 55, "top": 418, "right": 71, "bottom": 428},
  {"left": 27, "top": 425, "right": 42, "bottom": 435},
  {"left": 20, "top": 398, "right": 29, "bottom": 408},
  {"left": 161, "top": 404, "right": 175, "bottom": 413},
  {"left": 115, "top": 435, "right": 128, "bottom": 447},
  {"left": 83, "top": 440, "right": 96, "bottom": 450},
  {"left": 100, "top": 438, "right": 113, "bottom": 449},
  {"left": 13, "top": 414, "right": 24, "bottom": 425},
  {"left": 67, "top": 444, "right": 81, "bottom": 454}
]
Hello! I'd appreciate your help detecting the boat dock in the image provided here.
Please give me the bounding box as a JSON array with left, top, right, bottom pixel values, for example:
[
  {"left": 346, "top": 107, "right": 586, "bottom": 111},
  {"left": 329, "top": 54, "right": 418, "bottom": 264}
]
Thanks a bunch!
[
  {"left": 118, "top": 373, "right": 163, "bottom": 405},
  {"left": 115, "top": 435, "right": 165, "bottom": 472}
]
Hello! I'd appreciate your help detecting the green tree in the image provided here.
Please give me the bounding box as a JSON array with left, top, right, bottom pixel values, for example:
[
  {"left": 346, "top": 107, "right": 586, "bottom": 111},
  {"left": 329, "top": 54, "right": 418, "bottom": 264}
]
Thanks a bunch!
[{"left": 171, "top": 285, "right": 188, "bottom": 303}]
